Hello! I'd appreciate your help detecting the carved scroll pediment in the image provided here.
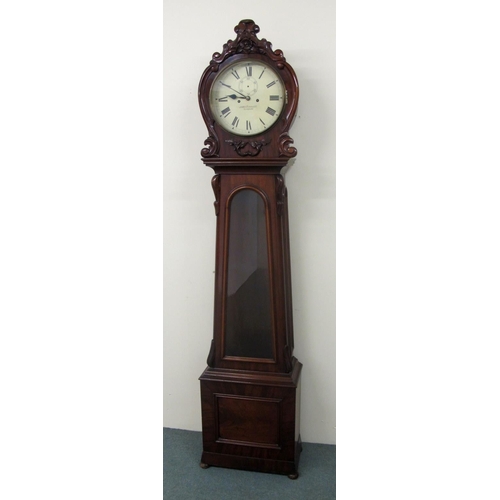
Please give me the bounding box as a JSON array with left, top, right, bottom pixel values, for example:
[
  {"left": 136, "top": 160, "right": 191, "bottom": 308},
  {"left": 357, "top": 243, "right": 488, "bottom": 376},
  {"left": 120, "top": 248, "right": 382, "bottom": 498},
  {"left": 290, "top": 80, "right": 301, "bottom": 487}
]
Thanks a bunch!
[{"left": 209, "top": 19, "right": 286, "bottom": 71}]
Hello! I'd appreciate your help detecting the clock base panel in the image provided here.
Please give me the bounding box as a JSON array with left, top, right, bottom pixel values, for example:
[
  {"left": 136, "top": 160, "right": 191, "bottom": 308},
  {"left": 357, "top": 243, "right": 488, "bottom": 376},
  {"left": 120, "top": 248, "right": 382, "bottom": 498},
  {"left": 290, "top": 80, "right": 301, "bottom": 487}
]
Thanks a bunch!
[{"left": 199, "top": 360, "right": 302, "bottom": 477}]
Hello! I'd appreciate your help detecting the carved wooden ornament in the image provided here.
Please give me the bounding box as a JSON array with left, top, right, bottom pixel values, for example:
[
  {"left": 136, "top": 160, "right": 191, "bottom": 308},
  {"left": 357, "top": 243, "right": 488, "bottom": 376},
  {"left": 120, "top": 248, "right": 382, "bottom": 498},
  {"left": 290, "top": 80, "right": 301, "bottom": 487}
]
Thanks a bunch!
[{"left": 198, "top": 19, "right": 299, "bottom": 167}]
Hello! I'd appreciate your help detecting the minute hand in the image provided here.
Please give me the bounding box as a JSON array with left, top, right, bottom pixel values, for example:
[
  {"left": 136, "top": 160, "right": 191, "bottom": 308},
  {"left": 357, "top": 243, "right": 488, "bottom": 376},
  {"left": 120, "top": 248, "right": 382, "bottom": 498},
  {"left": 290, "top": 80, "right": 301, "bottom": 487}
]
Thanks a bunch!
[{"left": 220, "top": 82, "right": 250, "bottom": 100}]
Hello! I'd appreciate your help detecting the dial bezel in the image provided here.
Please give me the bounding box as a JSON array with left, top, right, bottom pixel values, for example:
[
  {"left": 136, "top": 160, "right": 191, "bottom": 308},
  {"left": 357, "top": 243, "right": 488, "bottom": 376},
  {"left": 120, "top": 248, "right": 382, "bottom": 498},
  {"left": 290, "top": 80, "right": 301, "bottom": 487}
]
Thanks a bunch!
[{"left": 209, "top": 58, "right": 285, "bottom": 137}]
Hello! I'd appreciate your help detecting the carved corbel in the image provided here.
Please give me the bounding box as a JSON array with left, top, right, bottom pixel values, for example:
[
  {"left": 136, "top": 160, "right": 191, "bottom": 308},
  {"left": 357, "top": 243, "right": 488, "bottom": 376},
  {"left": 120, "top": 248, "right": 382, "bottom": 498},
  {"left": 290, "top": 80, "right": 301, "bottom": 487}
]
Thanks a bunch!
[{"left": 211, "top": 174, "right": 221, "bottom": 215}]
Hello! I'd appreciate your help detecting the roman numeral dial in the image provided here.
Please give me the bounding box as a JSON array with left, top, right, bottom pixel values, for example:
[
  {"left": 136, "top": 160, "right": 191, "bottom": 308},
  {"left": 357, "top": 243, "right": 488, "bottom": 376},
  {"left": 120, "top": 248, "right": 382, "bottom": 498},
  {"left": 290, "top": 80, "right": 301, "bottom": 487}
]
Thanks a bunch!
[{"left": 209, "top": 59, "right": 285, "bottom": 136}]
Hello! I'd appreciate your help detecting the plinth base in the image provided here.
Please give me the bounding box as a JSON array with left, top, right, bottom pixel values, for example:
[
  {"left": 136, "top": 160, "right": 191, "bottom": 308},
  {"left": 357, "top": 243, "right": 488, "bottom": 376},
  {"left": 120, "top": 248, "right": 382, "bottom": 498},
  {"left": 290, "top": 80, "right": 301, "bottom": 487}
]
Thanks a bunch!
[{"left": 199, "top": 359, "right": 302, "bottom": 477}]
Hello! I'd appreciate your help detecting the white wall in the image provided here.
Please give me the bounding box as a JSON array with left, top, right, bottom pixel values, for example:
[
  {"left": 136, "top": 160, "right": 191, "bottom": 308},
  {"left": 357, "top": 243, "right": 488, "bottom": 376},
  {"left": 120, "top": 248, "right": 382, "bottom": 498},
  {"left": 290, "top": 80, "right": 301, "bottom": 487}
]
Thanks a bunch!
[{"left": 164, "top": 0, "right": 336, "bottom": 444}]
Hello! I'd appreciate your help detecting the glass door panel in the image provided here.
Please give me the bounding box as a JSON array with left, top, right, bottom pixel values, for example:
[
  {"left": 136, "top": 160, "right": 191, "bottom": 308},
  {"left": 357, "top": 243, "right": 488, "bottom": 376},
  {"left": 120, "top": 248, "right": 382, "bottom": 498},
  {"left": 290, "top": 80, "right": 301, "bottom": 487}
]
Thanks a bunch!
[{"left": 224, "top": 189, "right": 273, "bottom": 359}]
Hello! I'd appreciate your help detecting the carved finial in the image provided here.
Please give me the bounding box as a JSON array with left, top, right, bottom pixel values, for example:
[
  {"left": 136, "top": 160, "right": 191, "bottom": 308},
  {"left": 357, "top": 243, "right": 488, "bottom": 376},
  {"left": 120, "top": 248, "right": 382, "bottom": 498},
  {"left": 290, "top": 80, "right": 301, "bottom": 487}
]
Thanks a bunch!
[
  {"left": 232, "top": 19, "right": 262, "bottom": 54},
  {"left": 234, "top": 19, "right": 260, "bottom": 37}
]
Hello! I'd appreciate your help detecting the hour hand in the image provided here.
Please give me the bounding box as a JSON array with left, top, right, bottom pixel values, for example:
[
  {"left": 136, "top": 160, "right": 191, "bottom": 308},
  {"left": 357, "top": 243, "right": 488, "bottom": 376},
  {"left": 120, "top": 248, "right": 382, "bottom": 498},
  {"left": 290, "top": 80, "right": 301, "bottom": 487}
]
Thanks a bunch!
[
  {"left": 219, "top": 94, "right": 250, "bottom": 101},
  {"left": 231, "top": 93, "right": 250, "bottom": 101}
]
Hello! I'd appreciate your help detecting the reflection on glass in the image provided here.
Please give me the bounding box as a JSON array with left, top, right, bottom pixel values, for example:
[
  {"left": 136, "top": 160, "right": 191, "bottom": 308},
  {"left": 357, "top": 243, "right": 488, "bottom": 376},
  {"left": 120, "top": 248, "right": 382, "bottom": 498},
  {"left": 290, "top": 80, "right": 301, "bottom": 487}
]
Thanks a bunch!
[{"left": 224, "top": 189, "right": 273, "bottom": 359}]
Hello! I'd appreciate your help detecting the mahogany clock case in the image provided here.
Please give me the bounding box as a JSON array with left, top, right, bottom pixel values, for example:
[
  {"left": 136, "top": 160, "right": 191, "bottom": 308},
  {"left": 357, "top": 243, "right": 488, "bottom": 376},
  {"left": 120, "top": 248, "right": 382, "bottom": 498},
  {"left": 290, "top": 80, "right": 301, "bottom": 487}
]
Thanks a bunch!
[
  {"left": 198, "top": 20, "right": 302, "bottom": 479},
  {"left": 198, "top": 20, "right": 299, "bottom": 167}
]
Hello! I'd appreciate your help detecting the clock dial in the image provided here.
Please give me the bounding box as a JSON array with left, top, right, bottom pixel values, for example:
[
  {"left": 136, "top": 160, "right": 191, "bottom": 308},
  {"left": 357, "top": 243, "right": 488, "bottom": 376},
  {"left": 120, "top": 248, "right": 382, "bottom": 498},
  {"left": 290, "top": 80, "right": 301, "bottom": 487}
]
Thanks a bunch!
[{"left": 209, "top": 60, "right": 285, "bottom": 136}]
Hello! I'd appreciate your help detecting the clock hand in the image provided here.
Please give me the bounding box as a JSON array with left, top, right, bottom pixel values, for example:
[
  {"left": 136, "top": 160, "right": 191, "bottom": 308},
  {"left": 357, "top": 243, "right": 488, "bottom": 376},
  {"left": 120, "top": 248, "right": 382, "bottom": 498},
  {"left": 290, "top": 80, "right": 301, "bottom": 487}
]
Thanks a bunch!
[
  {"left": 220, "top": 82, "right": 251, "bottom": 100},
  {"left": 220, "top": 94, "right": 246, "bottom": 100}
]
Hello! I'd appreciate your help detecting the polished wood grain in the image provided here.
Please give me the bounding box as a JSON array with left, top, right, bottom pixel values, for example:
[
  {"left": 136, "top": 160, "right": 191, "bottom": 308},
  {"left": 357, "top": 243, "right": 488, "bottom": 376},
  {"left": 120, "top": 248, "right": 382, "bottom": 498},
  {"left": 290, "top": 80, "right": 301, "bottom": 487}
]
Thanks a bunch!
[{"left": 198, "top": 19, "right": 302, "bottom": 478}]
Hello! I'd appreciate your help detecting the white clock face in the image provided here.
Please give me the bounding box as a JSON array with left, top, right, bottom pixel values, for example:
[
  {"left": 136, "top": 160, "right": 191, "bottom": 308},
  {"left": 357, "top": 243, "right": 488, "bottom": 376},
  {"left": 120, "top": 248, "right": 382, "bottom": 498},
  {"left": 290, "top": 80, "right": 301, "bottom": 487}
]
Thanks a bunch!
[{"left": 209, "top": 59, "right": 285, "bottom": 136}]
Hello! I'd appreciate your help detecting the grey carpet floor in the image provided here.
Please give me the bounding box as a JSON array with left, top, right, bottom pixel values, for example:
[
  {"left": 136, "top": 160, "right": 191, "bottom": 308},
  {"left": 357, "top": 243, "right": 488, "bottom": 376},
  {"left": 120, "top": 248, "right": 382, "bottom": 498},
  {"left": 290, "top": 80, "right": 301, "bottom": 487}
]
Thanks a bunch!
[{"left": 164, "top": 427, "right": 336, "bottom": 500}]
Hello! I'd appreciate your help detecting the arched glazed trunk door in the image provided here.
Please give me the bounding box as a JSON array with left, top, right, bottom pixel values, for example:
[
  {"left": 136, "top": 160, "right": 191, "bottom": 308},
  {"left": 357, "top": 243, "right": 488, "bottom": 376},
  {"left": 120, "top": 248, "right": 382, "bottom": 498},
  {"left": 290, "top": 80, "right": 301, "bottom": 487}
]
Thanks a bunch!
[{"left": 224, "top": 188, "right": 274, "bottom": 360}]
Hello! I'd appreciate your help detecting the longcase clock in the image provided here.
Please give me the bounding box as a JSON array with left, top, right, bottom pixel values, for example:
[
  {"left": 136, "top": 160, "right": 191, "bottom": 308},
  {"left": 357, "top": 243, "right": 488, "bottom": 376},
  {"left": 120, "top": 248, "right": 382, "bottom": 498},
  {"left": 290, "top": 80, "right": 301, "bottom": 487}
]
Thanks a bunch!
[{"left": 198, "top": 19, "right": 302, "bottom": 479}]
